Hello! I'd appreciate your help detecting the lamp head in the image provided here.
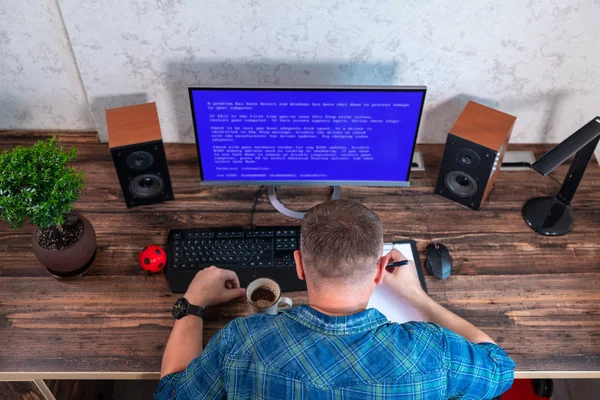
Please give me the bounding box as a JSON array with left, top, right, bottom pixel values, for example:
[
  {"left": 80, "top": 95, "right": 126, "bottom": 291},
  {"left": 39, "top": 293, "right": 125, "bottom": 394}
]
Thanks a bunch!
[{"left": 531, "top": 117, "right": 600, "bottom": 176}]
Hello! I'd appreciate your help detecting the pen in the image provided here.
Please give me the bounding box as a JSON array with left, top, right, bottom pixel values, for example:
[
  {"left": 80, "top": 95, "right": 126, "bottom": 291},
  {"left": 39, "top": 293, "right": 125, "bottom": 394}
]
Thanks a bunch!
[{"left": 386, "top": 260, "right": 409, "bottom": 268}]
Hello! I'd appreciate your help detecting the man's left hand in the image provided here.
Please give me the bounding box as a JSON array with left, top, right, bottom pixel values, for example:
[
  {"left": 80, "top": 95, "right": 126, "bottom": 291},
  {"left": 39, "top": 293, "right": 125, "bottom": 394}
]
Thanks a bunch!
[{"left": 184, "top": 266, "right": 246, "bottom": 307}]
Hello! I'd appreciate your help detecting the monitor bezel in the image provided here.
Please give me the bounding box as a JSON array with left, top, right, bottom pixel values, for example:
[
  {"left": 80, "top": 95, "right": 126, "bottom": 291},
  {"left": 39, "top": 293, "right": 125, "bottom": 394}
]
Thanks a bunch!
[{"left": 188, "top": 85, "right": 427, "bottom": 187}]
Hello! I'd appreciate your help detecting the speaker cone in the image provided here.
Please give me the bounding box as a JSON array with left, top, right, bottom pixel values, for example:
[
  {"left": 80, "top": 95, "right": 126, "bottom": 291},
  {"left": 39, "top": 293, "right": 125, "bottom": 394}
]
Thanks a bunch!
[
  {"left": 129, "top": 174, "right": 164, "bottom": 198},
  {"left": 444, "top": 171, "right": 478, "bottom": 198},
  {"left": 456, "top": 148, "right": 480, "bottom": 167},
  {"left": 127, "top": 151, "right": 154, "bottom": 171}
]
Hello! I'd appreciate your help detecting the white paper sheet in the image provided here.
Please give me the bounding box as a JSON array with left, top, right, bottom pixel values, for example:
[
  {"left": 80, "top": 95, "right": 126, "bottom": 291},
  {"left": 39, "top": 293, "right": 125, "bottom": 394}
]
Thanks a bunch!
[{"left": 367, "top": 242, "right": 424, "bottom": 324}]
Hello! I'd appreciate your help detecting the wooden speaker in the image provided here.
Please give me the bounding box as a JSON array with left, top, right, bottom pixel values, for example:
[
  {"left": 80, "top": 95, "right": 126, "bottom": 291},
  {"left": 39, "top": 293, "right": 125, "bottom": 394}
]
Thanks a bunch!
[
  {"left": 106, "top": 103, "right": 174, "bottom": 208},
  {"left": 435, "top": 101, "right": 517, "bottom": 209}
]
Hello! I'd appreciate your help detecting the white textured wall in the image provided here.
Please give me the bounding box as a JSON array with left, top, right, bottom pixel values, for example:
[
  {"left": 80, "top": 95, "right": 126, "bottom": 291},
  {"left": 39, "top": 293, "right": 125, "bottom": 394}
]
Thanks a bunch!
[
  {"left": 2, "top": 0, "right": 600, "bottom": 150},
  {"left": 57, "top": 0, "right": 600, "bottom": 145},
  {"left": 0, "top": 0, "right": 93, "bottom": 130}
]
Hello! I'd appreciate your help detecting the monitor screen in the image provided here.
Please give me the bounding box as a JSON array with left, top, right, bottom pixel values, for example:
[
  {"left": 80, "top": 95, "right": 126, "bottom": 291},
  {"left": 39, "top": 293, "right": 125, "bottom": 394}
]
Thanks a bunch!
[{"left": 189, "top": 86, "right": 426, "bottom": 186}]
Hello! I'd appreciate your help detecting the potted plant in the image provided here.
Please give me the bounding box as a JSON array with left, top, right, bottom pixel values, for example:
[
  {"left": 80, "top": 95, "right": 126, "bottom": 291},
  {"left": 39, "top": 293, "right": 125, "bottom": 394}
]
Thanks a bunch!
[{"left": 0, "top": 138, "right": 97, "bottom": 277}]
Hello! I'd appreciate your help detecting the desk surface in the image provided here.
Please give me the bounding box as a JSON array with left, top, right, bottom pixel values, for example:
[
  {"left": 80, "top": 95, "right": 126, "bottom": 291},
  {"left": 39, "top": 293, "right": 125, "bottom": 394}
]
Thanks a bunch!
[{"left": 1, "top": 131, "right": 599, "bottom": 380}]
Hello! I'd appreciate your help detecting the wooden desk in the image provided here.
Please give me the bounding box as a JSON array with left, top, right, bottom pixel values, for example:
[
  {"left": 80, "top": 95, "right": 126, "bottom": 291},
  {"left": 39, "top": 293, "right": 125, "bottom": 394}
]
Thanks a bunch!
[{"left": 1, "top": 132, "right": 599, "bottom": 382}]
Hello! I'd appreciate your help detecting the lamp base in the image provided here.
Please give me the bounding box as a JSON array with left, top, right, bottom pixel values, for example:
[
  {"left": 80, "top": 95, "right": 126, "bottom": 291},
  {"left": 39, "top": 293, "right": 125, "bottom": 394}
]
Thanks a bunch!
[{"left": 522, "top": 196, "right": 573, "bottom": 236}]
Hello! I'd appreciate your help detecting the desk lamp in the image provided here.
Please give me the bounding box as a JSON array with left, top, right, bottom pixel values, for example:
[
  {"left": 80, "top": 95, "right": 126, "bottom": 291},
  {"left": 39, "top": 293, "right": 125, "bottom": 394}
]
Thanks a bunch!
[{"left": 523, "top": 117, "right": 600, "bottom": 236}]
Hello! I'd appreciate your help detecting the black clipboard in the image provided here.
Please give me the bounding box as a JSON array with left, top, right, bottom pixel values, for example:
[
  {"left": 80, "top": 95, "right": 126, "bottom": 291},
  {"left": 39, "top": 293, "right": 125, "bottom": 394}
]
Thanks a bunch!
[{"left": 389, "top": 239, "right": 428, "bottom": 294}]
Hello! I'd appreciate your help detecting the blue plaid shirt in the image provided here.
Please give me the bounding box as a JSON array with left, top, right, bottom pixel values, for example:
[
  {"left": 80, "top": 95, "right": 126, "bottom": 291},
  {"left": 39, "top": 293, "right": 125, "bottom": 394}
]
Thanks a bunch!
[{"left": 155, "top": 306, "right": 515, "bottom": 399}]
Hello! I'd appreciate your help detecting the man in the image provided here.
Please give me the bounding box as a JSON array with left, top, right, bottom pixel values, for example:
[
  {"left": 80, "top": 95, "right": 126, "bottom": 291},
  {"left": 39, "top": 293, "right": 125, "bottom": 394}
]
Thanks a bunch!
[{"left": 155, "top": 200, "right": 515, "bottom": 399}]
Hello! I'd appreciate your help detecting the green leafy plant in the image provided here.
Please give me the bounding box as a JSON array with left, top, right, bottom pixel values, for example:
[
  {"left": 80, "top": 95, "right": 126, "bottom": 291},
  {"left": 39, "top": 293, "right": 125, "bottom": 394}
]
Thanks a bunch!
[{"left": 0, "top": 137, "right": 84, "bottom": 229}]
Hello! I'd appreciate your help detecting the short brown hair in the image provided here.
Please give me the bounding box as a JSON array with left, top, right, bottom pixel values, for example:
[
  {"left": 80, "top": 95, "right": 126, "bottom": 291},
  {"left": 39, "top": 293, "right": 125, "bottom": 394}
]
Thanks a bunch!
[{"left": 300, "top": 199, "right": 383, "bottom": 285}]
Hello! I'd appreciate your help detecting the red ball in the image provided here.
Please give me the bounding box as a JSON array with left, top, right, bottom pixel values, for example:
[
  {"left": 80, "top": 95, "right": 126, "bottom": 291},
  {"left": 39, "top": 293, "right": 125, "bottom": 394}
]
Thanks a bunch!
[{"left": 139, "top": 245, "right": 167, "bottom": 273}]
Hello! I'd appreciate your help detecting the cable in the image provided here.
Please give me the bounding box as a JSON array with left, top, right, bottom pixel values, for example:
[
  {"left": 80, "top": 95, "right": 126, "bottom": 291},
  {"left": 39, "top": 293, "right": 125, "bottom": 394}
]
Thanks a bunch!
[
  {"left": 249, "top": 185, "right": 265, "bottom": 229},
  {"left": 502, "top": 162, "right": 563, "bottom": 187},
  {"left": 546, "top": 173, "right": 563, "bottom": 186},
  {"left": 524, "top": 163, "right": 562, "bottom": 187},
  {"left": 403, "top": 162, "right": 564, "bottom": 243}
]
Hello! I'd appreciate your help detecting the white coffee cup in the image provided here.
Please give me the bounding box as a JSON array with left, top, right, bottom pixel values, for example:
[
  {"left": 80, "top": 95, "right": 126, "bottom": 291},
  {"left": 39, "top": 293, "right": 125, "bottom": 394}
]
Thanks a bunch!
[{"left": 246, "top": 277, "right": 293, "bottom": 315}]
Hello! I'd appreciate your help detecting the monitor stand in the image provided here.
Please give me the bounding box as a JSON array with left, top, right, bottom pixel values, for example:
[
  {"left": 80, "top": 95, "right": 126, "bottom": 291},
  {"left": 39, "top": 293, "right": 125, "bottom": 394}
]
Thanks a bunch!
[{"left": 268, "top": 186, "right": 341, "bottom": 219}]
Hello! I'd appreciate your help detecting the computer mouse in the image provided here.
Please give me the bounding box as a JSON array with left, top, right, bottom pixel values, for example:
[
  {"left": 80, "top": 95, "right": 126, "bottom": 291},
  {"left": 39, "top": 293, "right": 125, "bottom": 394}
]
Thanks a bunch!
[{"left": 425, "top": 243, "right": 452, "bottom": 280}]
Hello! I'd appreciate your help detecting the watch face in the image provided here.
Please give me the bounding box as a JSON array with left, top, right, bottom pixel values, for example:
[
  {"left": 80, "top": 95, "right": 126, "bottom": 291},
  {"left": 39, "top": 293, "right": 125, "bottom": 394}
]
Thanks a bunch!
[{"left": 172, "top": 298, "right": 188, "bottom": 319}]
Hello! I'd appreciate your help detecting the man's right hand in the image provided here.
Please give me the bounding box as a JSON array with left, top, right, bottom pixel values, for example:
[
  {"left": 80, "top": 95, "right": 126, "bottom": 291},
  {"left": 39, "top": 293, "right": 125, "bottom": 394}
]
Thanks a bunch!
[
  {"left": 383, "top": 251, "right": 497, "bottom": 345},
  {"left": 382, "top": 249, "right": 428, "bottom": 301},
  {"left": 184, "top": 266, "right": 246, "bottom": 308}
]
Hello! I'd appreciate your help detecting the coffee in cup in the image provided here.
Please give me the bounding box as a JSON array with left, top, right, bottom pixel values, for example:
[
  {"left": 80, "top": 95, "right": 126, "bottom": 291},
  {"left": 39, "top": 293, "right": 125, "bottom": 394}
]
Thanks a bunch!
[
  {"left": 246, "top": 278, "right": 293, "bottom": 315},
  {"left": 250, "top": 286, "right": 277, "bottom": 308}
]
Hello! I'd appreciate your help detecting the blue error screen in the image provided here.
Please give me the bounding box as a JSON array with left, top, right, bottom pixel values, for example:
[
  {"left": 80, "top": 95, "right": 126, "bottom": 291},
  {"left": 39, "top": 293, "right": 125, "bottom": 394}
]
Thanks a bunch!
[{"left": 190, "top": 88, "right": 425, "bottom": 184}]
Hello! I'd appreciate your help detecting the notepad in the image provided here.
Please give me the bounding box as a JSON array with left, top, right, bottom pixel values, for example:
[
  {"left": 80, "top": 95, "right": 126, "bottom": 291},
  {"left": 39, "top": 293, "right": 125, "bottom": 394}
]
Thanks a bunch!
[{"left": 367, "top": 241, "right": 426, "bottom": 324}]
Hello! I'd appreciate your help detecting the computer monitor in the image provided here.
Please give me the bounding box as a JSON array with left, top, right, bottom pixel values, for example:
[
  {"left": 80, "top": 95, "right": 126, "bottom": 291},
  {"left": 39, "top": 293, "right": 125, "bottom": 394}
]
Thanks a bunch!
[{"left": 189, "top": 86, "right": 426, "bottom": 217}]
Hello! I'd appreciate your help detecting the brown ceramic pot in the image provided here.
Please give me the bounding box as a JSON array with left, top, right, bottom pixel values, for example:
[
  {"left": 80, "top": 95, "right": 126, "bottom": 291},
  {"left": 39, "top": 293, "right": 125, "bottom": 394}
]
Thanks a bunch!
[{"left": 32, "top": 213, "right": 97, "bottom": 278}]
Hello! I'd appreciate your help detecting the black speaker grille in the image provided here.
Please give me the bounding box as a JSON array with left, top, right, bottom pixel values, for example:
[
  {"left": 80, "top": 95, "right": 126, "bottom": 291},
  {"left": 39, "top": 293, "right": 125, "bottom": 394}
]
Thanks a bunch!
[
  {"left": 455, "top": 148, "right": 481, "bottom": 168},
  {"left": 129, "top": 174, "right": 165, "bottom": 198},
  {"left": 110, "top": 140, "right": 174, "bottom": 208},
  {"left": 444, "top": 170, "right": 479, "bottom": 198},
  {"left": 435, "top": 134, "right": 497, "bottom": 209},
  {"left": 126, "top": 151, "right": 154, "bottom": 171}
]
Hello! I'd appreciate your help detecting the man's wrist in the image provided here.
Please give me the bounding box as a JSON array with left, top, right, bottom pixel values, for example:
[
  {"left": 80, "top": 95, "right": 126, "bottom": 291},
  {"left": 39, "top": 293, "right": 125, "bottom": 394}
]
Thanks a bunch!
[
  {"left": 184, "top": 294, "right": 208, "bottom": 308},
  {"left": 403, "top": 289, "right": 433, "bottom": 314},
  {"left": 410, "top": 293, "right": 445, "bottom": 324},
  {"left": 174, "top": 314, "right": 203, "bottom": 327}
]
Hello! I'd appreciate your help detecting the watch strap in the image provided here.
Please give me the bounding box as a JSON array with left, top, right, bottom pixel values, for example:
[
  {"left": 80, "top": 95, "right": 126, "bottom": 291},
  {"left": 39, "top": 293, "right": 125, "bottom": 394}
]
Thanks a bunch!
[{"left": 185, "top": 302, "right": 205, "bottom": 319}]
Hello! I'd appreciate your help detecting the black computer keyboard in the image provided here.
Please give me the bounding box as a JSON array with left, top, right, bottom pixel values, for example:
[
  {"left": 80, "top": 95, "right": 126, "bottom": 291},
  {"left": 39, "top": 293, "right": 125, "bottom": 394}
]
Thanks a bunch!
[{"left": 165, "top": 226, "right": 306, "bottom": 293}]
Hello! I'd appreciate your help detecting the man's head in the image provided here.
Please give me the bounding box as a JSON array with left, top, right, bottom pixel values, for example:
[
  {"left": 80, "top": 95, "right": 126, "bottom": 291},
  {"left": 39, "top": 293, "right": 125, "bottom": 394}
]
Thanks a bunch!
[{"left": 295, "top": 200, "right": 384, "bottom": 289}]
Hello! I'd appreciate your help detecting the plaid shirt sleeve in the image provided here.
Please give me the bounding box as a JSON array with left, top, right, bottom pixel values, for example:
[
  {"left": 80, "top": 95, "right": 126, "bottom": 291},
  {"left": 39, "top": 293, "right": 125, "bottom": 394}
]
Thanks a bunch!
[
  {"left": 154, "top": 324, "right": 230, "bottom": 400},
  {"left": 440, "top": 327, "right": 516, "bottom": 399}
]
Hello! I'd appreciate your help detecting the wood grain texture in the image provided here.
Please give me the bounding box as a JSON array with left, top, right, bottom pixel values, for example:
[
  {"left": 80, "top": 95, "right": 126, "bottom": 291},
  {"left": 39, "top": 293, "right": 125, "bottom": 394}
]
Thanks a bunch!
[
  {"left": 450, "top": 101, "right": 516, "bottom": 150},
  {"left": 45, "top": 380, "right": 112, "bottom": 400},
  {"left": 43, "top": 379, "right": 157, "bottom": 400},
  {"left": 105, "top": 103, "right": 162, "bottom": 148},
  {"left": 0, "top": 381, "right": 45, "bottom": 400},
  {"left": 1, "top": 131, "right": 599, "bottom": 378}
]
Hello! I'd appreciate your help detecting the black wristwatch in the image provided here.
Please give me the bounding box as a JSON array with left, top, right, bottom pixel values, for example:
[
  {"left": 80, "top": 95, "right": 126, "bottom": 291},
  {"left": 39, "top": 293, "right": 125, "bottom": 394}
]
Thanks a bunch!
[{"left": 172, "top": 297, "right": 204, "bottom": 320}]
